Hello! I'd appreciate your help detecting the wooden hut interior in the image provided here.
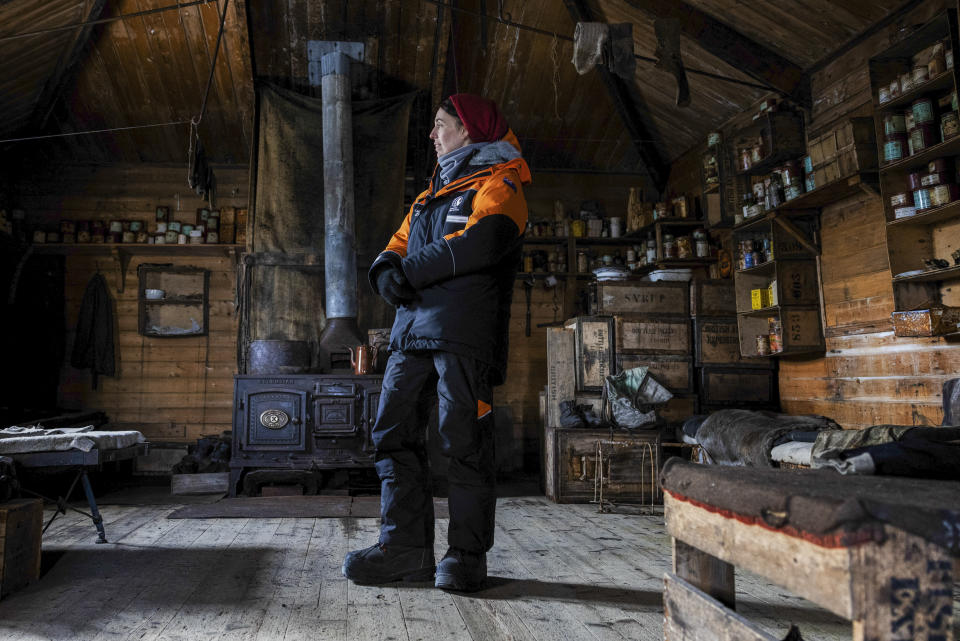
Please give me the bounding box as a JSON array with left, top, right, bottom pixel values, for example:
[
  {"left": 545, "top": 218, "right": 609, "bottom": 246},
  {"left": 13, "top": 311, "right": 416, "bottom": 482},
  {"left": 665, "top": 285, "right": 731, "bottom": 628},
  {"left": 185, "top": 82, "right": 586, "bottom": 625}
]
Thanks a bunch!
[{"left": 1, "top": 0, "right": 960, "bottom": 638}]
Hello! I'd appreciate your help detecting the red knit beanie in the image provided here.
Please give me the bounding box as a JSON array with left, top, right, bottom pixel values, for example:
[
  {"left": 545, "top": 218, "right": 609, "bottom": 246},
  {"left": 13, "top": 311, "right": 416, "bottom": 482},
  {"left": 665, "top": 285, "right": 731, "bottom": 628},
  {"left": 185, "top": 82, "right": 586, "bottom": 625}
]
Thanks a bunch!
[{"left": 449, "top": 94, "right": 508, "bottom": 143}]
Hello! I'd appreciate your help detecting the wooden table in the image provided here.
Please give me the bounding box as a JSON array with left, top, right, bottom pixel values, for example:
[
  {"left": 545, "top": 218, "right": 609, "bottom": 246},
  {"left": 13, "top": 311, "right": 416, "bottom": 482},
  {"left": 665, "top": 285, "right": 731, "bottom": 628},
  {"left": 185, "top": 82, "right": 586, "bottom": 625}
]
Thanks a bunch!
[{"left": 661, "top": 459, "right": 957, "bottom": 641}]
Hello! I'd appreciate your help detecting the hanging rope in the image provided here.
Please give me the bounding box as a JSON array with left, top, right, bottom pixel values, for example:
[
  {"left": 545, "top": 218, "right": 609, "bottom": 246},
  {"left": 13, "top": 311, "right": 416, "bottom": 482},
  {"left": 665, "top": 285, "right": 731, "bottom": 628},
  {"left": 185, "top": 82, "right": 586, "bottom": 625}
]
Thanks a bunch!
[
  {"left": 192, "top": 0, "right": 230, "bottom": 128},
  {"left": 550, "top": 34, "right": 561, "bottom": 121}
]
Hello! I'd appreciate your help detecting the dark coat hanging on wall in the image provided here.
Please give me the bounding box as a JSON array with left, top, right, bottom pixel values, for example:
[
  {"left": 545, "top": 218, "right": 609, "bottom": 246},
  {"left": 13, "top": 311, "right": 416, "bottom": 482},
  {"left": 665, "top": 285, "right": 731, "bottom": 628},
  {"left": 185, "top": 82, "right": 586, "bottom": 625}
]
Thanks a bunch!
[{"left": 71, "top": 273, "right": 115, "bottom": 389}]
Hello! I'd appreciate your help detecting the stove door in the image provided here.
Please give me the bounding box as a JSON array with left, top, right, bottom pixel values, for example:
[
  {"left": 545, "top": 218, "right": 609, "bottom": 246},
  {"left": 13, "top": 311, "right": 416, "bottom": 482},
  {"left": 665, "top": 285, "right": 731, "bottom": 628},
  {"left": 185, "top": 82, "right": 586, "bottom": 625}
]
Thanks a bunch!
[
  {"left": 312, "top": 381, "right": 359, "bottom": 436},
  {"left": 242, "top": 389, "right": 307, "bottom": 451}
]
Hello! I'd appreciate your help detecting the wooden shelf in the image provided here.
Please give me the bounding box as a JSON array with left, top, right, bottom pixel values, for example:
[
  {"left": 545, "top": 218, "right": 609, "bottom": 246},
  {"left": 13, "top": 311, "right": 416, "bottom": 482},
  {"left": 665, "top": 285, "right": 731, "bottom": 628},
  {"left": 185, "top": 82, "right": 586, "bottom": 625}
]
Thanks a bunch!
[
  {"left": 523, "top": 236, "right": 643, "bottom": 246},
  {"left": 877, "top": 70, "right": 955, "bottom": 111},
  {"left": 522, "top": 236, "right": 568, "bottom": 245},
  {"left": 32, "top": 243, "right": 243, "bottom": 256},
  {"left": 738, "top": 305, "right": 784, "bottom": 317},
  {"left": 879, "top": 134, "right": 960, "bottom": 174},
  {"left": 735, "top": 261, "right": 775, "bottom": 275},
  {"left": 637, "top": 218, "right": 705, "bottom": 234},
  {"left": 31, "top": 243, "right": 243, "bottom": 292},
  {"left": 780, "top": 173, "right": 878, "bottom": 208},
  {"left": 887, "top": 200, "right": 960, "bottom": 227},
  {"left": 656, "top": 258, "right": 717, "bottom": 268},
  {"left": 892, "top": 265, "right": 960, "bottom": 283}
]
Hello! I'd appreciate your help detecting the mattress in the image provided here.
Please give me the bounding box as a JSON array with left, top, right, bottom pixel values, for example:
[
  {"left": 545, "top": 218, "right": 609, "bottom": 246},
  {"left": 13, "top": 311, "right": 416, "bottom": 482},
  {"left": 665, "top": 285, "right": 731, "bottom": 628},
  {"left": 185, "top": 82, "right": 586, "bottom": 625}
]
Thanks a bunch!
[{"left": 0, "top": 426, "right": 145, "bottom": 454}]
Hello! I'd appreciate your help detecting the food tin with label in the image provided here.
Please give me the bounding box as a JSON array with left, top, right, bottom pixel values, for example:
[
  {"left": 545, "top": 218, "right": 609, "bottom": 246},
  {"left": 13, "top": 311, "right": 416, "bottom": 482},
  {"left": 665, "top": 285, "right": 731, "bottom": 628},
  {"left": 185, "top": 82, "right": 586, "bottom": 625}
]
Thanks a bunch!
[
  {"left": 890, "top": 79, "right": 901, "bottom": 99},
  {"left": 930, "top": 183, "right": 960, "bottom": 207},
  {"left": 206, "top": 231, "right": 219, "bottom": 244},
  {"left": 135, "top": 231, "right": 149, "bottom": 243},
  {"left": 168, "top": 220, "right": 181, "bottom": 233},
  {"left": 899, "top": 72, "right": 914, "bottom": 94},
  {"left": 921, "top": 171, "right": 949, "bottom": 187},
  {"left": 109, "top": 220, "right": 123, "bottom": 233},
  {"left": 908, "top": 171, "right": 924, "bottom": 190},
  {"left": 181, "top": 224, "right": 194, "bottom": 235},
  {"left": 884, "top": 113, "right": 906, "bottom": 136},
  {"left": 164, "top": 229, "right": 178, "bottom": 244},
  {"left": 890, "top": 192, "right": 913, "bottom": 207},
  {"left": 883, "top": 133, "right": 908, "bottom": 163},
  {"left": 156, "top": 222, "right": 167, "bottom": 233},
  {"left": 77, "top": 230, "right": 91, "bottom": 243},
  {"left": 129, "top": 220, "right": 142, "bottom": 232},
  {"left": 121, "top": 230, "right": 135, "bottom": 243},
  {"left": 154, "top": 233, "right": 166, "bottom": 245},
  {"left": 909, "top": 124, "right": 937, "bottom": 153},
  {"left": 914, "top": 187, "right": 933, "bottom": 210},
  {"left": 912, "top": 98, "right": 935, "bottom": 124},
  {"left": 878, "top": 85, "right": 892, "bottom": 104},
  {"left": 941, "top": 111, "right": 960, "bottom": 140},
  {"left": 894, "top": 206, "right": 917, "bottom": 219},
  {"left": 912, "top": 65, "right": 930, "bottom": 85},
  {"left": 177, "top": 233, "right": 187, "bottom": 245}
]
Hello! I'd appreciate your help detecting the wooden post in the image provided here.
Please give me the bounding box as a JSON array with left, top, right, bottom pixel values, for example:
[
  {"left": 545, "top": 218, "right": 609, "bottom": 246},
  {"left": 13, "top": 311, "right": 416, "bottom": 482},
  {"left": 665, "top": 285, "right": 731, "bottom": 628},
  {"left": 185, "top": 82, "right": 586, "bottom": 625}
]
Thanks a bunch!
[{"left": 672, "top": 538, "right": 736, "bottom": 610}]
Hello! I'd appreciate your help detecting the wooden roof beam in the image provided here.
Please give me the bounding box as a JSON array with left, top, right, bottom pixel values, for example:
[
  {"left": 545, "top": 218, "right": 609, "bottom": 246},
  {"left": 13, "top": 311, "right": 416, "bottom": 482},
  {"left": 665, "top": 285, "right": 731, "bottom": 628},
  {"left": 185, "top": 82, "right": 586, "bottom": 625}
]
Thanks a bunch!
[
  {"left": 622, "top": 0, "right": 810, "bottom": 108},
  {"left": 33, "top": 0, "right": 107, "bottom": 133},
  {"left": 562, "top": 0, "right": 668, "bottom": 194}
]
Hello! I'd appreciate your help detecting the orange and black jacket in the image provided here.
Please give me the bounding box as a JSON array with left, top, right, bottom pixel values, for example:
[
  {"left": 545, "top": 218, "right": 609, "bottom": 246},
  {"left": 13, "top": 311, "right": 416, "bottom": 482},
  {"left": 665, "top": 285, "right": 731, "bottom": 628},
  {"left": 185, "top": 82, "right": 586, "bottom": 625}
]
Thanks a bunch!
[{"left": 369, "top": 131, "right": 531, "bottom": 385}]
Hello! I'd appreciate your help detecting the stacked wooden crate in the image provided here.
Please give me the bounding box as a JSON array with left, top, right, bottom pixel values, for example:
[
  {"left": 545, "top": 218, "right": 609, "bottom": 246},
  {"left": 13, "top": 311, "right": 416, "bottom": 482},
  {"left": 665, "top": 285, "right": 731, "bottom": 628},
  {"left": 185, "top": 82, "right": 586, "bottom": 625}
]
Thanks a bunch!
[
  {"left": 692, "top": 280, "right": 779, "bottom": 412},
  {"left": 805, "top": 117, "right": 877, "bottom": 188},
  {"left": 0, "top": 499, "right": 42, "bottom": 600}
]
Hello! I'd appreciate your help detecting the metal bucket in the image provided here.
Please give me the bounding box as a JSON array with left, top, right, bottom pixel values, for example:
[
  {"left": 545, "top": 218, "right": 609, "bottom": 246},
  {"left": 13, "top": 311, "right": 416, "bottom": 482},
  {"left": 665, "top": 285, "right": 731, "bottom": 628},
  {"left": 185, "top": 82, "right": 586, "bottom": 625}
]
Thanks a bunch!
[{"left": 248, "top": 340, "right": 312, "bottom": 374}]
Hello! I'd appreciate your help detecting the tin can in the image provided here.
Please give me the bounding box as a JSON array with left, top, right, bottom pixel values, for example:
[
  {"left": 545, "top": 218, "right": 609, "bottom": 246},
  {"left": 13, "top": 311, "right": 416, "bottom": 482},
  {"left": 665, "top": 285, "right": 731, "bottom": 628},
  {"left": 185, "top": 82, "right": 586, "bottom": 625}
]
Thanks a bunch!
[
  {"left": 899, "top": 72, "right": 914, "bottom": 94},
  {"left": 912, "top": 65, "right": 930, "bottom": 85},
  {"left": 672, "top": 197, "right": 688, "bottom": 219},
  {"left": 914, "top": 187, "right": 932, "bottom": 210},
  {"left": 122, "top": 230, "right": 135, "bottom": 243},
  {"left": 930, "top": 183, "right": 959, "bottom": 207},
  {"left": 178, "top": 233, "right": 187, "bottom": 245},
  {"left": 883, "top": 134, "right": 907, "bottom": 163},
  {"left": 890, "top": 192, "right": 913, "bottom": 207},
  {"left": 677, "top": 236, "right": 693, "bottom": 259},
  {"left": 909, "top": 124, "right": 937, "bottom": 153},
  {"left": 912, "top": 98, "right": 935, "bottom": 124},
  {"left": 129, "top": 220, "right": 142, "bottom": 232},
  {"left": 941, "top": 111, "right": 960, "bottom": 140},
  {"left": 625, "top": 249, "right": 636, "bottom": 262},
  {"left": 570, "top": 219, "right": 586, "bottom": 237},
  {"left": 135, "top": 231, "right": 148, "bottom": 243},
  {"left": 894, "top": 206, "right": 917, "bottom": 219},
  {"left": 77, "top": 230, "right": 91, "bottom": 243},
  {"left": 576, "top": 251, "right": 588, "bottom": 273},
  {"left": 156, "top": 222, "right": 168, "bottom": 233},
  {"left": 645, "top": 239, "right": 656, "bottom": 263},
  {"left": 890, "top": 79, "right": 901, "bottom": 99},
  {"left": 189, "top": 233, "right": 203, "bottom": 244},
  {"left": 756, "top": 335, "right": 771, "bottom": 356},
  {"left": 59, "top": 220, "right": 75, "bottom": 234},
  {"left": 168, "top": 220, "right": 182, "bottom": 233},
  {"left": 948, "top": 49, "right": 955, "bottom": 69},
  {"left": 921, "top": 172, "right": 949, "bottom": 187},
  {"left": 663, "top": 234, "right": 677, "bottom": 258},
  {"left": 883, "top": 113, "right": 906, "bottom": 135},
  {"left": 878, "top": 85, "right": 892, "bottom": 104},
  {"left": 654, "top": 202, "right": 670, "bottom": 220},
  {"left": 802, "top": 155, "right": 813, "bottom": 174},
  {"left": 804, "top": 174, "right": 816, "bottom": 192},
  {"left": 164, "top": 229, "right": 178, "bottom": 244},
  {"left": 109, "top": 220, "right": 123, "bottom": 233},
  {"left": 707, "top": 131, "right": 722, "bottom": 147},
  {"left": 91, "top": 233, "right": 105, "bottom": 243},
  {"left": 154, "top": 233, "right": 166, "bottom": 245},
  {"left": 908, "top": 171, "right": 924, "bottom": 190},
  {"left": 609, "top": 217, "right": 623, "bottom": 238},
  {"left": 182, "top": 224, "right": 194, "bottom": 235}
]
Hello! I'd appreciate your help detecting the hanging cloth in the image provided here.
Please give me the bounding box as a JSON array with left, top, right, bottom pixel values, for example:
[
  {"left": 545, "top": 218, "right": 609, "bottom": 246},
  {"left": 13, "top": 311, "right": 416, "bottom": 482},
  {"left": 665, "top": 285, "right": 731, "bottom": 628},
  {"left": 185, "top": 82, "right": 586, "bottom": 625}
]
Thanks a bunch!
[
  {"left": 70, "top": 273, "right": 115, "bottom": 390},
  {"left": 572, "top": 22, "right": 637, "bottom": 80},
  {"left": 654, "top": 19, "right": 690, "bottom": 107},
  {"left": 188, "top": 124, "right": 217, "bottom": 207}
]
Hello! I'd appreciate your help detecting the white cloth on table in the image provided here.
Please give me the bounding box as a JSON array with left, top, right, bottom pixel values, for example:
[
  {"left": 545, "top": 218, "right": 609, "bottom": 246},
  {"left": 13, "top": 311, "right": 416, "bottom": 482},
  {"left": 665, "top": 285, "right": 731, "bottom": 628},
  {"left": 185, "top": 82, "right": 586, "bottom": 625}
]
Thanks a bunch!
[
  {"left": 769, "top": 441, "right": 814, "bottom": 466},
  {"left": 0, "top": 426, "right": 145, "bottom": 454}
]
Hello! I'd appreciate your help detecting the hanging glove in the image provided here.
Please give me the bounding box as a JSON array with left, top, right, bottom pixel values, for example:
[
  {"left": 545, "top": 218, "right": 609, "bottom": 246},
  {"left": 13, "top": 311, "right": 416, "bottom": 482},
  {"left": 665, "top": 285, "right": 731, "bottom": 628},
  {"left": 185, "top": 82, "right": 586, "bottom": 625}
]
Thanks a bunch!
[{"left": 375, "top": 266, "right": 417, "bottom": 306}]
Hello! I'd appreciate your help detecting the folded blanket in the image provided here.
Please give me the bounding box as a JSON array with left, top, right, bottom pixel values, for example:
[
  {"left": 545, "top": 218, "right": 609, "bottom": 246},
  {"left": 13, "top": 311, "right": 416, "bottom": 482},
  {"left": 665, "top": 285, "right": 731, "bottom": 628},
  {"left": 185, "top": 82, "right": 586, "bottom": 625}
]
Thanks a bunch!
[{"left": 695, "top": 410, "right": 839, "bottom": 467}]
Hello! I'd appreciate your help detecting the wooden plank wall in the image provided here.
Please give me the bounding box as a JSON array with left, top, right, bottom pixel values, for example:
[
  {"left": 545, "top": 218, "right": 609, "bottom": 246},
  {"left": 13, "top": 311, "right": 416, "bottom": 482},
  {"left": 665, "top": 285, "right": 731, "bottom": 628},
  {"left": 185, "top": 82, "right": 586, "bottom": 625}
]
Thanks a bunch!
[
  {"left": 778, "top": 1, "right": 948, "bottom": 428},
  {"left": 18, "top": 164, "right": 249, "bottom": 443}
]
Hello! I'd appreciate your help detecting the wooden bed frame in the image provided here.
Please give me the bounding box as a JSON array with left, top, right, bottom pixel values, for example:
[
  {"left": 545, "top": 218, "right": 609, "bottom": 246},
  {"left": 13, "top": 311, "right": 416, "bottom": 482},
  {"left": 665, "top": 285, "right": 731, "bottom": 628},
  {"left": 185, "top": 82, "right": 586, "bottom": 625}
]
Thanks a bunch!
[{"left": 663, "top": 490, "right": 955, "bottom": 640}]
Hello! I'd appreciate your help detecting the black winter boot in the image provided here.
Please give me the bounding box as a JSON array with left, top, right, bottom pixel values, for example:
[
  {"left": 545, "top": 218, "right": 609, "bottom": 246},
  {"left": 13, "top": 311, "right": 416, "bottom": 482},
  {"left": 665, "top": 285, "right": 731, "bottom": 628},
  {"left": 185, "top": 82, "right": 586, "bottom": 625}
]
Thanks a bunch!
[
  {"left": 434, "top": 548, "right": 487, "bottom": 592},
  {"left": 342, "top": 543, "right": 435, "bottom": 584}
]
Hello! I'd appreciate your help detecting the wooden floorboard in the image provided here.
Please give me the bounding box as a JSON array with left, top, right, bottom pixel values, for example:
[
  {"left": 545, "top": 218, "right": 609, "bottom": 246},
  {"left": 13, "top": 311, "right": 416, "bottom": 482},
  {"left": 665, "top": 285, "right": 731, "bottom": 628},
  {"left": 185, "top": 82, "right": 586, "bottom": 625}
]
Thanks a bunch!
[{"left": 0, "top": 497, "right": 952, "bottom": 640}]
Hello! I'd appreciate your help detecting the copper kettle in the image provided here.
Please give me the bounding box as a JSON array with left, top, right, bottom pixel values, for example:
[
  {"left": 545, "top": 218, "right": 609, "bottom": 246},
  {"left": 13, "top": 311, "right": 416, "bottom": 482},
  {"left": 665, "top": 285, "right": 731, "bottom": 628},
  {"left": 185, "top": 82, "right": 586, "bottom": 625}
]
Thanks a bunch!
[{"left": 348, "top": 344, "right": 380, "bottom": 375}]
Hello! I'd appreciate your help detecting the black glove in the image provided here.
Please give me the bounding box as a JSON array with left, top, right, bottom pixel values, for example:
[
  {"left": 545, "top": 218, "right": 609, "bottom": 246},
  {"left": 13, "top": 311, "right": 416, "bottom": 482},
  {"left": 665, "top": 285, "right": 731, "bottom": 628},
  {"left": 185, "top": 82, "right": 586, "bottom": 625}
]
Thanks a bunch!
[{"left": 376, "top": 266, "right": 416, "bottom": 306}]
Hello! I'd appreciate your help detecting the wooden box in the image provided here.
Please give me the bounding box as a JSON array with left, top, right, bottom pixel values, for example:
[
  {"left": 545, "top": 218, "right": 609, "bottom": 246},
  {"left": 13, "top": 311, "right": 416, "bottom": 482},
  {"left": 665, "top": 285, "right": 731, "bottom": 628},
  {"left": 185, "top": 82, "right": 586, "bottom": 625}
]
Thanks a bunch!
[
  {"left": 565, "top": 316, "right": 616, "bottom": 392},
  {"left": 543, "top": 426, "right": 661, "bottom": 504},
  {"left": 591, "top": 280, "right": 690, "bottom": 316},
  {"left": 546, "top": 327, "right": 577, "bottom": 427},
  {"left": 892, "top": 307, "right": 960, "bottom": 337},
  {"left": 695, "top": 317, "right": 743, "bottom": 367},
  {"left": 734, "top": 260, "right": 820, "bottom": 312},
  {"left": 737, "top": 307, "right": 823, "bottom": 357},
  {"left": 615, "top": 315, "right": 690, "bottom": 355},
  {"left": 658, "top": 394, "right": 699, "bottom": 423},
  {"left": 0, "top": 499, "right": 42, "bottom": 600},
  {"left": 698, "top": 366, "right": 778, "bottom": 408},
  {"left": 617, "top": 354, "right": 694, "bottom": 393},
  {"left": 690, "top": 279, "right": 735, "bottom": 317}
]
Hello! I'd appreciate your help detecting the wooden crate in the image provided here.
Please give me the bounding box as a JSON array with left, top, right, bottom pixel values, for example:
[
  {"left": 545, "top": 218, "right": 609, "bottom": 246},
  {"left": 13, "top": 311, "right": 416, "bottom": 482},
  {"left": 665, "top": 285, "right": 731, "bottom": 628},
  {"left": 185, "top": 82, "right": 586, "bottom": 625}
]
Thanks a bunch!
[
  {"left": 615, "top": 315, "right": 690, "bottom": 355},
  {"left": 546, "top": 327, "right": 576, "bottom": 427},
  {"left": 734, "top": 260, "right": 820, "bottom": 311},
  {"left": 565, "top": 316, "right": 616, "bottom": 392},
  {"left": 616, "top": 353, "right": 694, "bottom": 393},
  {"left": 0, "top": 499, "right": 42, "bottom": 600},
  {"left": 694, "top": 317, "right": 744, "bottom": 367},
  {"left": 543, "top": 426, "right": 661, "bottom": 504},
  {"left": 591, "top": 280, "right": 690, "bottom": 316},
  {"left": 659, "top": 394, "right": 699, "bottom": 423},
  {"left": 698, "top": 366, "right": 778, "bottom": 408},
  {"left": 690, "top": 279, "right": 735, "bottom": 317},
  {"left": 737, "top": 307, "right": 823, "bottom": 357}
]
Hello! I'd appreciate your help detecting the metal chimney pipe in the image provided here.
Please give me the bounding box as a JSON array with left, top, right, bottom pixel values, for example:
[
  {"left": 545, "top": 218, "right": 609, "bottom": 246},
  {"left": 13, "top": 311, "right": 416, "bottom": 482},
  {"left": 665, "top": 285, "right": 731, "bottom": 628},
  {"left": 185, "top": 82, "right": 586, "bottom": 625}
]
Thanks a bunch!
[
  {"left": 314, "top": 43, "right": 365, "bottom": 371},
  {"left": 321, "top": 50, "right": 357, "bottom": 322}
]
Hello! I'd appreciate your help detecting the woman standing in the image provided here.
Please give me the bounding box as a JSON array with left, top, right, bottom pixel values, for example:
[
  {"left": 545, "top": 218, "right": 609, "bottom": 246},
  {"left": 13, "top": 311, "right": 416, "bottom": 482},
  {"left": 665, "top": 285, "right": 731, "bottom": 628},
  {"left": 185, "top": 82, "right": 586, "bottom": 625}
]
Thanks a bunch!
[{"left": 342, "top": 94, "right": 531, "bottom": 592}]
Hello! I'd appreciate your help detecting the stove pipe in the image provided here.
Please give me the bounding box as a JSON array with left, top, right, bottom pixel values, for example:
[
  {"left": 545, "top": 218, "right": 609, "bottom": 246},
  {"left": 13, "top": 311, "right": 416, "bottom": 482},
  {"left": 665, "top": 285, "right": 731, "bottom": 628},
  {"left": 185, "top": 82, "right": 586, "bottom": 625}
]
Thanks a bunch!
[{"left": 316, "top": 47, "right": 365, "bottom": 371}]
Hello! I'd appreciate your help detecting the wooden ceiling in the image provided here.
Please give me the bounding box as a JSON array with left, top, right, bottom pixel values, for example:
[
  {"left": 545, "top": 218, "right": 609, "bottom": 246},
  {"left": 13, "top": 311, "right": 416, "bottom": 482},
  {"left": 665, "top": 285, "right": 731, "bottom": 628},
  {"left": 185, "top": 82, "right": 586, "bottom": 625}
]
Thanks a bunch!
[{"left": 0, "top": 0, "right": 927, "bottom": 191}]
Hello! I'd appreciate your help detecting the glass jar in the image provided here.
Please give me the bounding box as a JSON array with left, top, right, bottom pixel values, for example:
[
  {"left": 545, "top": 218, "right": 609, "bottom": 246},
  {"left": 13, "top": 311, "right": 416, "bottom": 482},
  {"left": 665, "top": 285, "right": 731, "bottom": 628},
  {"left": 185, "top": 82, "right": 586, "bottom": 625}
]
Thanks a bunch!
[
  {"left": 693, "top": 229, "right": 709, "bottom": 258},
  {"left": 676, "top": 236, "right": 693, "bottom": 259},
  {"left": 645, "top": 237, "right": 657, "bottom": 263},
  {"left": 576, "top": 250, "right": 589, "bottom": 273},
  {"left": 663, "top": 234, "right": 677, "bottom": 259}
]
